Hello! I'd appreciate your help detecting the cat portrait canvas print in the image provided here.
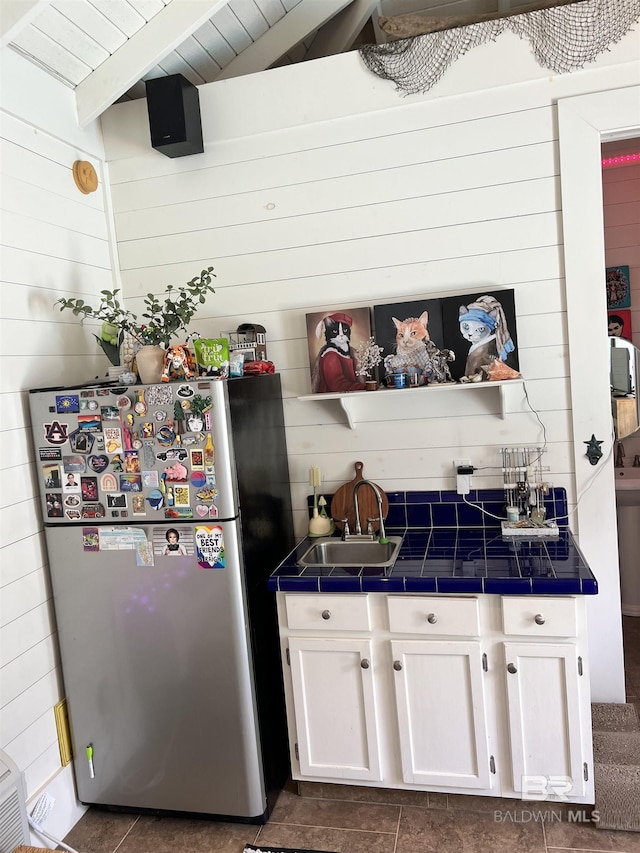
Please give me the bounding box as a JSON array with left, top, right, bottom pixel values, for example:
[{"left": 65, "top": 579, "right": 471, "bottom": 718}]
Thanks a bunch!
[
  {"left": 440, "top": 288, "right": 519, "bottom": 382},
  {"left": 373, "top": 299, "right": 449, "bottom": 385},
  {"left": 305, "top": 307, "right": 372, "bottom": 394}
]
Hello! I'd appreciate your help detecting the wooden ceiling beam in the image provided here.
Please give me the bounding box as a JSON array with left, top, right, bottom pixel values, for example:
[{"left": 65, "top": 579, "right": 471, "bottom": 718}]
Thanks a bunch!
[
  {"left": 1, "top": 0, "right": 53, "bottom": 49},
  {"left": 75, "top": 0, "right": 231, "bottom": 127},
  {"left": 379, "top": 0, "right": 588, "bottom": 40},
  {"left": 214, "top": 0, "right": 353, "bottom": 81}
]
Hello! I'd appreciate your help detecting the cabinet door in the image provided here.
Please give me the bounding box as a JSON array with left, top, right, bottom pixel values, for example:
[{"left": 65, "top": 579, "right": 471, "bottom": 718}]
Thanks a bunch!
[
  {"left": 391, "top": 640, "right": 492, "bottom": 789},
  {"left": 288, "top": 637, "right": 382, "bottom": 781},
  {"left": 503, "top": 642, "right": 586, "bottom": 800}
]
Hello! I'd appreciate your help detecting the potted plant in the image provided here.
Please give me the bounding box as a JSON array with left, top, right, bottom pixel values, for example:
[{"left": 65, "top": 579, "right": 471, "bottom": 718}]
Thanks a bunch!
[
  {"left": 355, "top": 336, "right": 384, "bottom": 390},
  {"left": 55, "top": 267, "right": 216, "bottom": 380}
]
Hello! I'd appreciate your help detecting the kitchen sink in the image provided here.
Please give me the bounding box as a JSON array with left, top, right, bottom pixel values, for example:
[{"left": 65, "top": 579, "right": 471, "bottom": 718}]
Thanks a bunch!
[{"left": 297, "top": 536, "right": 403, "bottom": 568}]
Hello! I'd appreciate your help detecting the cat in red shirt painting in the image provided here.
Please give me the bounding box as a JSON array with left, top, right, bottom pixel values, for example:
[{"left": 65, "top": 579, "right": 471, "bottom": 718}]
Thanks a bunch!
[{"left": 311, "top": 312, "right": 366, "bottom": 393}]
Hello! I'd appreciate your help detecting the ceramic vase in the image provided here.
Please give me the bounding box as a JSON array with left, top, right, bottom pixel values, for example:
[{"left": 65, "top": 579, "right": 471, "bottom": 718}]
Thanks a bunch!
[{"left": 136, "top": 345, "right": 165, "bottom": 384}]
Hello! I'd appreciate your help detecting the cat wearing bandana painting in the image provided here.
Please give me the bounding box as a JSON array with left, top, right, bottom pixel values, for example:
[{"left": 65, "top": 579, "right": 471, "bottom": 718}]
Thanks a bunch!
[
  {"left": 311, "top": 312, "right": 365, "bottom": 393},
  {"left": 458, "top": 295, "right": 515, "bottom": 381}
]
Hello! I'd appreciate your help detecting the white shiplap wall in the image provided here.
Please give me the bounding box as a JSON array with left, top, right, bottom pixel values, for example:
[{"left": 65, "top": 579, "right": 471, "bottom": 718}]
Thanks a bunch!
[
  {"left": 603, "top": 156, "right": 640, "bottom": 460},
  {"left": 0, "top": 47, "right": 113, "bottom": 831},
  {"left": 103, "top": 46, "right": 635, "bottom": 540},
  {"left": 102, "top": 28, "right": 639, "bottom": 710}
]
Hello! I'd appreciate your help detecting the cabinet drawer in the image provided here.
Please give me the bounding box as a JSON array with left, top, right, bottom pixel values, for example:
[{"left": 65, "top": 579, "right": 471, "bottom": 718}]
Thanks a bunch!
[
  {"left": 501, "top": 596, "right": 577, "bottom": 637},
  {"left": 284, "top": 594, "right": 371, "bottom": 632},
  {"left": 387, "top": 596, "right": 480, "bottom": 637}
]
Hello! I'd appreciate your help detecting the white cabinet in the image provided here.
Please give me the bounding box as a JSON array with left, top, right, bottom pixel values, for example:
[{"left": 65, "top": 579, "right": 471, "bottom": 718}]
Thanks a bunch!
[
  {"left": 391, "top": 639, "right": 492, "bottom": 789},
  {"left": 287, "top": 637, "right": 382, "bottom": 781},
  {"left": 276, "top": 592, "right": 594, "bottom": 804},
  {"left": 499, "top": 596, "right": 591, "bottom": 801},
  {"left": 502, "top": 642, "right": 586, "bottom": 799}
]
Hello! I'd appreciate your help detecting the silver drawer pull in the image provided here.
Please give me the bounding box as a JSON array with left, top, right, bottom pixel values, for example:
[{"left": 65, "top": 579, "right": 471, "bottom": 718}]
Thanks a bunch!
[
  {"left": 534, "top": 614, "right": 546, "bottom": 625},
  {"left": 507, "top": 663, "right": 518, "bottom": 674},
  {"left": 361, "top": 659, "right": 370, "bottom": 669},
  {"left": 427, "top": 613, "right": 437, "bottom": 624},
  {"left": 393, "top": 660, "right": 403, "bottom": 671},
  {"left": 321, "top": 609, "right": 331, "bottom": 620}
]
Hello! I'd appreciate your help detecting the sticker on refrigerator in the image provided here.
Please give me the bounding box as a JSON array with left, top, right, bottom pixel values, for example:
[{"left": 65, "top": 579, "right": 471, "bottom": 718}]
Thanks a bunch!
[
  {"left": 104, "top": 428, "right": 122, "bottom": 454},
  {"left": 69, "top": 429, "right": 94, "bottom": 454},
  {"left": 81, "top": 477, "right": 98, "bottom": 501},
  {"left": 46, "top": 493, "right": 63, "bottom": 518},
  {"left": 131, "top": 494, "right": 146, "bottom": 516},
  {"left": 195, "top": 525, "right": 225, "bottom": 569},
  {"left": 44, "top": 421, "right": 69, "bottom": 445},
  {"left": 99, "top": 527, "right": 147, "bottom": 551},
  {"left": 152, "top": 526, "right": 194, "bottom": 556},
  {"left": 82, "top": 528, "right": 100, "bottom": 551},
  {"left": 63, "top": 455, "right": 86, "bottom": 473},
  {"left": 39, "top": 447, "right": 62, "bottom": 462},
  {"left": 42, "top": 463, "right": 61, "bottom": 488},
  {"left": 77, "top": 414, "right": 102, "bottom": 432},
  {"left": 63, "top": 472, "right": 81, "bottom": 493},
  {"left": 55, "top": 394, "right": 79, "bottom": 414},
  {"left": 119, "top": 474, "right": 142, "bottom": 492}
]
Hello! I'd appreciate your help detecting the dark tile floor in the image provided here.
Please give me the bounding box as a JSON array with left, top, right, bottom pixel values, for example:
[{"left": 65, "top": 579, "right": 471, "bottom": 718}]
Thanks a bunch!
[{"left": 61, "top": 617, "right": 640, "bottom": 853}]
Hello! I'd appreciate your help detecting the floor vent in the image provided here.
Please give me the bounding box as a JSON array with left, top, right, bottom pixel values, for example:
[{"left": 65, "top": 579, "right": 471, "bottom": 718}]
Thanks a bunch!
[{"left": 0, "top": 750, "right": 29, "bottom": 853}]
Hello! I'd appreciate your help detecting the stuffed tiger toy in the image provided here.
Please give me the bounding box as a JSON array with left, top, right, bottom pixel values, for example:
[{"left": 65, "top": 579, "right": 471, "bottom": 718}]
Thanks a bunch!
[{"left": 161, "top": 344, "right": 197, "bottom": 383}]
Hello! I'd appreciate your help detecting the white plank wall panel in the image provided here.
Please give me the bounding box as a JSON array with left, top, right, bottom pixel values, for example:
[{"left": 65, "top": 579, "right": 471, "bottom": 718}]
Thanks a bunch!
[
  {"left": 107, "top": 71, "right": 573, "bottom": 548},
  {"left": 1, "top": 49, "right": 113, "bottom": 818}
]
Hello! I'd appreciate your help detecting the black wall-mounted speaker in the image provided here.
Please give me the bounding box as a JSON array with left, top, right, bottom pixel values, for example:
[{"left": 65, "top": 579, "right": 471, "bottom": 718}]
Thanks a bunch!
[{"left": 145, "top": 74, "right": 204, "bottom": 158}]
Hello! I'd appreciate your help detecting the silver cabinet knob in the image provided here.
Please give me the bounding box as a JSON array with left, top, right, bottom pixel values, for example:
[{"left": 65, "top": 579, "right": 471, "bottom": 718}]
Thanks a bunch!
[
  {"left": 321, "top": 609, "right": 331, "bottom": 620},
  {"left": 393, "top": 660, "right": 403, "bottom": 671},
  {"left": 534, "top": 614, "right": 545, "bottom": 625},
  {"left": 427, "top": 613, "right": 437, "bottom": 624},
  {"left": 507, "top": 663, "right": 518, "bottom": 674},
  {"left": 361, "top": 659, "right": 370, "bottom": 669}
]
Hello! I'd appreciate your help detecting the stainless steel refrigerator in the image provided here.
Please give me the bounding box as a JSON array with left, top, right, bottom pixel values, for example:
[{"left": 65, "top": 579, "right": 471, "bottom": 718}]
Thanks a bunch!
[{"left": 28, "top": 373, "right": 294, "bottom": 821}]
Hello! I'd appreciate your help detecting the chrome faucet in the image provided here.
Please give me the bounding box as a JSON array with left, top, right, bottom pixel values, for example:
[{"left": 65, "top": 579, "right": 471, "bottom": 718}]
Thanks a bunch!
[
  {"left": 615, "top": 441, "right": 626, "bottom": 468},
  {"left": 345, "top": 479, "right": 388, "bottom": 543}
]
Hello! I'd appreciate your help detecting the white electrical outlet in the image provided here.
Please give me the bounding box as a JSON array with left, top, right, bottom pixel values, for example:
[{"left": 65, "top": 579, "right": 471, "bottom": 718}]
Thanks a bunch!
[{"left": 454, "top": 459, "right": 473, "bottom": 495}]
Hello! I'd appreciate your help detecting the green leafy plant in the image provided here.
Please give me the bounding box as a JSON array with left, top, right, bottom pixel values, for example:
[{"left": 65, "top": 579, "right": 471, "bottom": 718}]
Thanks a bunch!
[{"left": 55, "top": 267, "right": 216, "bottom": 363}]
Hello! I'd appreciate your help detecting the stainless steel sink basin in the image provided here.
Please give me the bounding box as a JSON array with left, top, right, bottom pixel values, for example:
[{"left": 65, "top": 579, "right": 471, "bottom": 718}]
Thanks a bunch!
[{"left": 297, "top": 536, "right": 403, "bottom": 568}]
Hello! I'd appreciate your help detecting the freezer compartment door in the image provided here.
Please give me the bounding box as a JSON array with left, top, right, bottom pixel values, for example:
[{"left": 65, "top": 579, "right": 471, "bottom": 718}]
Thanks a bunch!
[
  {"left": 44, "top": 521, "right": 267, "bottom": 818},
  {"left": 28, "top": 380, "right": 239, "bottom": 525}
]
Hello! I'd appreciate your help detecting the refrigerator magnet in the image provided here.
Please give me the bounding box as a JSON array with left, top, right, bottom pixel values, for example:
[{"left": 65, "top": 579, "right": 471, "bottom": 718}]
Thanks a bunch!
[
  {"left": 44, "top": 420, "right": 69, "bottom": 445},
  {"left": 103, "top": 428, "right": 122, "bottom": 454},
  {"left": 56, "top": 394, "right": 79, "bottom": 413},
  {"left": 82, "top": 528, "right": 100, "bottom": 551},
  {"left": 195, "top": 525, "right": 225, "bottom": 569},
  {"left": 88, "top": 454, "right": 109, "bottom": 473},
  {"left": 69, "top": 429, "right": 94, "bottom": 454},
  {"left": 42, "top": 463, "right": 61, "bottom": 488}
]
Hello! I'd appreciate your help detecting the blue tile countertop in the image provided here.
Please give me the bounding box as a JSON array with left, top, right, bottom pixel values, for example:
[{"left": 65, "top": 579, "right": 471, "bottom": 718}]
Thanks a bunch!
[{"left": 268, "top": 488, "right": 598, "bottom": 596}]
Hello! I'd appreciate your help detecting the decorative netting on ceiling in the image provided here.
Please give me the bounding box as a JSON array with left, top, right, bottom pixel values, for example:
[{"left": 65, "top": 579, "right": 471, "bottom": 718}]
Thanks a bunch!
[{"left": 359, "top": 0, "right": 640, "bottom": 96}]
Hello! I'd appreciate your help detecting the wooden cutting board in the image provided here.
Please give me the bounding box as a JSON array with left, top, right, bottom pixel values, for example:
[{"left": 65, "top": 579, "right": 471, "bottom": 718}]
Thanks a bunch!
[{"left": 330, "top": 461, "right": 389, "bottom": 533}]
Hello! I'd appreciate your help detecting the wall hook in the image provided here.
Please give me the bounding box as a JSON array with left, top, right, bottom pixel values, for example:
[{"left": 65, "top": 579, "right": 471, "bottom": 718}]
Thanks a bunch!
[{"left": 584, "top": 434, "right": 604, "bottom": 466}]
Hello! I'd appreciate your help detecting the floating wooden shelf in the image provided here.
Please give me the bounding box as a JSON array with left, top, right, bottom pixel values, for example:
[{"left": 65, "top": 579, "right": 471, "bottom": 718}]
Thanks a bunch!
[{"left": 298, "top": 379, "right": 524, "bottom": 429}]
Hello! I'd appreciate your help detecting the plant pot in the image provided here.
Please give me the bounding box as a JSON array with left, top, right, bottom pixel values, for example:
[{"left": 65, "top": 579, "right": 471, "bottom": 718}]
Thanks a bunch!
[
  {"left": 365, "top": 380, "right": 378, "bottom": 391},
  {"left": 135, "top": 345, "right": 165, "bottom": 384}
]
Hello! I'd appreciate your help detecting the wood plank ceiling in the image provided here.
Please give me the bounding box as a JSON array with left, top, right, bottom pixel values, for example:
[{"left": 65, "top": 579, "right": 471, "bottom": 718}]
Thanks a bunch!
[{"left": 1, "top": 0, "right": 550, "bottom": 125}]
